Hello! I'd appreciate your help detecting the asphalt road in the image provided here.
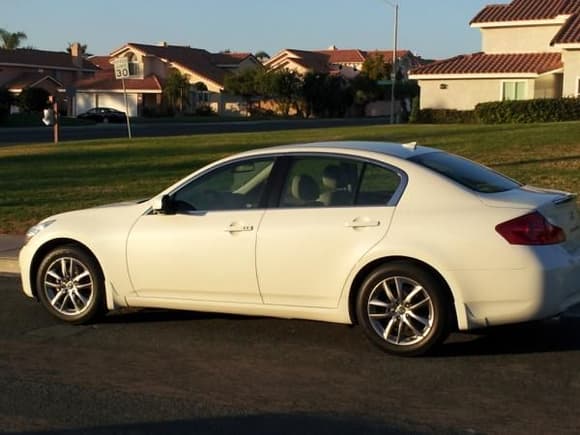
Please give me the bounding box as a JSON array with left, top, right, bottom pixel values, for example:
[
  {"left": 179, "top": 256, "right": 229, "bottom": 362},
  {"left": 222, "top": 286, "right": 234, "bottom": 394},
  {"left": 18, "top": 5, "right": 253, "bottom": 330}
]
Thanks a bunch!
[
  {"left": 1, "top": 274, "right": 580, "bottom": 434},
  {"left": 0, "top": 118, "right": 390, "bottom": 146}
]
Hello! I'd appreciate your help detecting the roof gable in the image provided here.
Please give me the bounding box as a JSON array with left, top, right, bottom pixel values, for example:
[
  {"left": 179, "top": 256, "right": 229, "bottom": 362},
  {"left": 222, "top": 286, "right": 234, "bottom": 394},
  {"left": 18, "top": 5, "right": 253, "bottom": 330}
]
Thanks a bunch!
[{"left": 113, "top": 43, "right": 255, "bottom": 87}]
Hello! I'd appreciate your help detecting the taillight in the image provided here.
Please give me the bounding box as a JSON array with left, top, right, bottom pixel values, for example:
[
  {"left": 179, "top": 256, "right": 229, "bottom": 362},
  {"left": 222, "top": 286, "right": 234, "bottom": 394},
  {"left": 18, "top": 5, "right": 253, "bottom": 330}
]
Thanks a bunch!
[{"left": 495, "top": 212, "right": 566, "bottom": 245}]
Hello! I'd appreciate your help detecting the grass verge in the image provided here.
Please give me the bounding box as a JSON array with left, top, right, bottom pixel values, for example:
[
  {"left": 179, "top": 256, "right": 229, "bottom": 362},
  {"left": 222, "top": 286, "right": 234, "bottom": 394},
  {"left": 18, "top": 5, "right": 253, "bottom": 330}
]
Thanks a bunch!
[{"left": 1, "top": 122, "right": 579, "bottom": 234}]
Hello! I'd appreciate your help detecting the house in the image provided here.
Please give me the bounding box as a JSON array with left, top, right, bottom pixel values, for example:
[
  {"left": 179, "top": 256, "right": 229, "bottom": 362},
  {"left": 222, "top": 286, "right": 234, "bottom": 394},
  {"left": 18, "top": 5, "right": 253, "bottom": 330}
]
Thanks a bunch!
[
  {"left": 0, "top": 43, "right": 97, "bottom": 114},
  {"left": 409, "top": 0, "right": 580, "bottom": 110},
  {"left": 266, "top": 46, "right": 426, "bottom": 79},
  {"left": 74, "top": 43, "right": 262, "bottom": 117}
]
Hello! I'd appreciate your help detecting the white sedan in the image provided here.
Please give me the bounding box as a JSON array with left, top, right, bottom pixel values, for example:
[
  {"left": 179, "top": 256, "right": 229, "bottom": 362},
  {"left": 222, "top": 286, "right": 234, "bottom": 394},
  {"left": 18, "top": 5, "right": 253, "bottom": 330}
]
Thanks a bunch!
[{"left": 19, "top": 141, "right": 580, "bottom": 356}]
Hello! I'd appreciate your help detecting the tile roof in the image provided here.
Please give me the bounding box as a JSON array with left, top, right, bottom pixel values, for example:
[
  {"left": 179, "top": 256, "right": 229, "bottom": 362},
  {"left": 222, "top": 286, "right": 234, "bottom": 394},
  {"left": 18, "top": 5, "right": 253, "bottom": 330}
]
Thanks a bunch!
[
  {"left": 76, "top": 73, "right": 162, "bottom": 92},
  {"left": 89, "top": 56, "right": 114, "bottom": 71},
  {"left": 410, "top": 52, "right": 563, "bottom": 76},
  {"left": 471, "top": 0, "right": 579, "bottom": 24},
  {"left": 316, "top": 49, "right": 411, "bottom": 65},
  {"left": 0, "top": 48, "right": 98, "bottom": 71},
  {"left": 551, "top": 12, "right": 580, "bottom": 43},
  {"left": 285, "top": 49, "right": 333, "bottom": 73}
]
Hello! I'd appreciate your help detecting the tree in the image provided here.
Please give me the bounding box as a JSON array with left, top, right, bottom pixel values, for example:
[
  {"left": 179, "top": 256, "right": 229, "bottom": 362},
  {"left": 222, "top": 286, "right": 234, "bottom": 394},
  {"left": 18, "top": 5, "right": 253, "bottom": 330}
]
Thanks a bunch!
[
  {"left": 269, "top": 70, "right": 302, "bottom": 116},
  {"left": 66, "top": 42, "right": 90, "bottom": 57},
  {"left": 163, "top": 70, "right": 191, "bottom": 113},
  {"left": 361, "top": 53, "right": 389, "bottom": 81},
  {"left": 224, "top": 68, "right": 263, "bottom": 114},
  {"left": 18, "top": 88, "right": 50, "bottom": 113},
  {"left": 0, "top": 29, "right": 27, "bottom": 49}
]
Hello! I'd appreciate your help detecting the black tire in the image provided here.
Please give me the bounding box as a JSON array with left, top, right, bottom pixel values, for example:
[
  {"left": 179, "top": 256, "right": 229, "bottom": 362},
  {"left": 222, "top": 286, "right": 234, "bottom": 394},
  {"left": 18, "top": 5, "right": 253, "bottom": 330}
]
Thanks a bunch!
[
  {"left": 356, "top": 261, "right": 450, "bottom": 356},
  {"left": 36, "top": 245, "right": 105, "bottom": 324}
]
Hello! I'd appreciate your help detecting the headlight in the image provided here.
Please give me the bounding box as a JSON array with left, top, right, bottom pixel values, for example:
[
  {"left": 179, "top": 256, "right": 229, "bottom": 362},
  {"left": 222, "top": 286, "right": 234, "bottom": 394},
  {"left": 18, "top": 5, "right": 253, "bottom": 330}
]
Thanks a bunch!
[{"left": 24, "top": 220, "right": 56, "bottom": 244}]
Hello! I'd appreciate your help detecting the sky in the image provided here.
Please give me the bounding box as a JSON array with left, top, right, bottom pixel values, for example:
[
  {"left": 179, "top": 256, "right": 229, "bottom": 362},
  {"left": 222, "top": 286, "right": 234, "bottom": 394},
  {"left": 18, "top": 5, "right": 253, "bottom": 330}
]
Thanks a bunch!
[{"left": 2, "top": 0, "right": 510, "bottom": 60}]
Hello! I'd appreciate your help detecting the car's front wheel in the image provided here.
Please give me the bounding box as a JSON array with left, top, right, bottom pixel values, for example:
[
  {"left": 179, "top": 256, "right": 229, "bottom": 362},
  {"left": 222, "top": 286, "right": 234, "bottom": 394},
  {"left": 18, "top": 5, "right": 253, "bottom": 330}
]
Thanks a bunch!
[
  {"left": 356, "top": 262, "right": 450, "bottom": 356},
  {"left": 36, "top": 245, "right": 105, "bottom": 324}
]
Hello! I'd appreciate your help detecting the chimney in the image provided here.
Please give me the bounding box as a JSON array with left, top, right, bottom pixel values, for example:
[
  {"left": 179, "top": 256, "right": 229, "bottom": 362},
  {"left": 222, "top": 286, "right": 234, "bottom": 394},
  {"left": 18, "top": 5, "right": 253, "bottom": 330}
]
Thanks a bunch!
[
  {"left": 70, "top": 42, "right": 83, "bottom": 68},
  {"left": 158, "top": 41, "right": 168, "bottom": 47}
]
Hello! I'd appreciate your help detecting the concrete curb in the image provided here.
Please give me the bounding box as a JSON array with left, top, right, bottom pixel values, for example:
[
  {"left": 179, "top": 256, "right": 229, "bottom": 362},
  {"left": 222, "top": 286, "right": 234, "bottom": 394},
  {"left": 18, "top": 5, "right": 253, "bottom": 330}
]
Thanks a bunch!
[
  {"left": 0, "top": 234, "right": 24, "bottom": 275},
  {"left": 0, "top": 257, "right": 20, "bottom": 275}
]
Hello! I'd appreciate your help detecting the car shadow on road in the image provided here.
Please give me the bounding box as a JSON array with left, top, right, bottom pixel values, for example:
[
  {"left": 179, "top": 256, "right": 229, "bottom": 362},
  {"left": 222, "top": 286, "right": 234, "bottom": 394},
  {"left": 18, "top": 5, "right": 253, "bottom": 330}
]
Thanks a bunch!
[
  {"left": 437, "top": 317, "right": 580, "bottom": 357},
  {"left": 100, "top": 308, "right": 261, "bottom": 324},
  {"left": 3, "top": 413, "right": 460, "bottom": 435}
]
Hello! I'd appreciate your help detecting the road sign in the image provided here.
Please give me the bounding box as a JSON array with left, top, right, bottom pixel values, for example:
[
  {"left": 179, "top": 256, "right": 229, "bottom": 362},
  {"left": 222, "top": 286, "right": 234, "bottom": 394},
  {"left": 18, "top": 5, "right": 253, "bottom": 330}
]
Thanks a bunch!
[{"left": 114, "top": 58, "right": 130, "bottom": 80}]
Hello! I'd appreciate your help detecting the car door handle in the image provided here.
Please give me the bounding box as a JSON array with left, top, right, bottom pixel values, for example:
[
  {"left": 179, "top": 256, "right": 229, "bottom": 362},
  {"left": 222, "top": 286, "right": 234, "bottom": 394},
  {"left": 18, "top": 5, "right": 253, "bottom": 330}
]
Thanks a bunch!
[
  {"left": 225, "top": 223, "right": 254, "bottom": 233},
  {"left": 346, "top": 218, "right": 381, "bottom": 228}
]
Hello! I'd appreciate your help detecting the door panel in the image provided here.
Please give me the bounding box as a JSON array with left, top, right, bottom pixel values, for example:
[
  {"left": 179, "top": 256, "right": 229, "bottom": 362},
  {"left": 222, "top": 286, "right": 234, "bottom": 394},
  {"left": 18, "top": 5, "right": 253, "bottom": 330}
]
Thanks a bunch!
[
  {"left": 127, "top": 210, "right": 264, "bottom": 303},
  {"left": 256, "top": 207, "right": 393, "bottom": 308}
]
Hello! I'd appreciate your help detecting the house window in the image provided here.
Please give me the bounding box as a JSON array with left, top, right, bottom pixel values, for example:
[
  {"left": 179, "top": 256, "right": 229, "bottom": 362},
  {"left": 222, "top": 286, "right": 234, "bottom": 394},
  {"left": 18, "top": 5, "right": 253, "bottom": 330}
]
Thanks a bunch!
[
  {"left": 197, "top": 91, "right": 210, "bottom": 103},
  {"left": 502, "top": 81, "right": 526, "bottom": 101},
  {"left": 126, "top": 53, "right": 141, "bottom": 77}
]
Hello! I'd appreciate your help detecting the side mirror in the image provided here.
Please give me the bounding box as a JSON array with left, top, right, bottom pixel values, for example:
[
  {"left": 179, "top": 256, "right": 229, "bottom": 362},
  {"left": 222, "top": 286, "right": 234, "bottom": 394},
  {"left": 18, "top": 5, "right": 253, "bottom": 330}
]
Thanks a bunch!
[{"left": 151, "top": 195, "right": 175, "bottom": 215}]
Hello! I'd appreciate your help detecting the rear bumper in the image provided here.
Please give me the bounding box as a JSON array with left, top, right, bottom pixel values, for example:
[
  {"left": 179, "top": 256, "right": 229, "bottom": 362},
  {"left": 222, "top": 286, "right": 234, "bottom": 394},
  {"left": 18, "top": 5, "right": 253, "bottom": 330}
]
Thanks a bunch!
[{"left": 452, "top": 245, "right": 580, "bottom": 330}]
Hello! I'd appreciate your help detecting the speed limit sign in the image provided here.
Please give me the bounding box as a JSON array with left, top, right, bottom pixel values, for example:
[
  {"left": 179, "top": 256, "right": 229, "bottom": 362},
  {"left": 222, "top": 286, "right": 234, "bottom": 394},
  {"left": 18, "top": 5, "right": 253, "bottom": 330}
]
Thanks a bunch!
[{"left": 114, "top": 58, "right": 130, "bottom": 79}]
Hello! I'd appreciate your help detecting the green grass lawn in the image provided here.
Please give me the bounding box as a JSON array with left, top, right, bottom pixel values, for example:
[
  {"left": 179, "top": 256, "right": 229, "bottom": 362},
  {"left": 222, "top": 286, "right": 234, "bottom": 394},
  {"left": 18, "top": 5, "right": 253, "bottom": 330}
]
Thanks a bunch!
[{"left": 1, "top": 122, "right": 579, "bottom": 234}]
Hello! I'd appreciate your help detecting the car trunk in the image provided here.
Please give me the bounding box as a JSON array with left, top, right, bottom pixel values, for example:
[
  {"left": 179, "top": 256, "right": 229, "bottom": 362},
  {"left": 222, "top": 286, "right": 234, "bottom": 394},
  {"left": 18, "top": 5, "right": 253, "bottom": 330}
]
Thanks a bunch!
[{"left": 479, "top": 186, "right": 580, "bottom": 252}]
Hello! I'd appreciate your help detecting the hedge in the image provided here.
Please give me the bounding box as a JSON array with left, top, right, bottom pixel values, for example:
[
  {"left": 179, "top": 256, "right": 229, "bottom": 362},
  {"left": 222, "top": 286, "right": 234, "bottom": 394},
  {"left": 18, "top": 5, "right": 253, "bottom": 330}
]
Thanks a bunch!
[
  {"left": 412, "top": 108, "right": 477, "bottom": 124},
  {"left": 475, "top": 97, "right": 580, "bottom": 124}
]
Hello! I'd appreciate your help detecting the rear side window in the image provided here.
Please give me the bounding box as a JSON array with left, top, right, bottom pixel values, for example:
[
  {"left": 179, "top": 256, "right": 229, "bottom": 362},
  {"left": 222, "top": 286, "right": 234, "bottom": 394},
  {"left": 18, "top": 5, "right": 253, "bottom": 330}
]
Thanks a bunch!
[{"left": 409, "top": 152, "right": 520, "bottom": 193}]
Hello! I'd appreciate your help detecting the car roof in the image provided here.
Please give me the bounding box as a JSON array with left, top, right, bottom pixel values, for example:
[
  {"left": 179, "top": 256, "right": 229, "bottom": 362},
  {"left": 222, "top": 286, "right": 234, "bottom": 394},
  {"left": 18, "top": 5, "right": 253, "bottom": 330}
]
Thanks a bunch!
[{"left": 250, "top": 141, "right": 438, "bottom": 160}]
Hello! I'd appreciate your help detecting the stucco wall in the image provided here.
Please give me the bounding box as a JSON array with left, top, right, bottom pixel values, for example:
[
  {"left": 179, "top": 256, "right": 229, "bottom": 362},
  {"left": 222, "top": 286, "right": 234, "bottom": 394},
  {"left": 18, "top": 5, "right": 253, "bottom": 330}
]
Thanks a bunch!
[
  {"left": 481, "top": 25, "right": 562, "bottom": 53},
  {"left": 418, "top": 78, "right": 534, "bottom": 110},
  {"left": 562, "top": 50, "right": 580, "bottom": 97}
]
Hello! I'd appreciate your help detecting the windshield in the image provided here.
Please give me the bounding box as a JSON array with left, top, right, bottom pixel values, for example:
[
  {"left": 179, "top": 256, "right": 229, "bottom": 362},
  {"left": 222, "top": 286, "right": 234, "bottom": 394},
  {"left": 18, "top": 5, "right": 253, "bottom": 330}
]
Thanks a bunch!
[{"left": 409, "top": 151, "right": 521, "bottom": 193}]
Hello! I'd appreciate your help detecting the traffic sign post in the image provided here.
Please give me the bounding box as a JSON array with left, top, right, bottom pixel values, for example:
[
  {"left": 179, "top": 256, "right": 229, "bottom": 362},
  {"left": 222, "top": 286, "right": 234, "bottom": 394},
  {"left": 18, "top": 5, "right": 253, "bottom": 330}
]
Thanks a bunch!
[{"left": 113, "top": 58, "right": 133, "bottom": 139}]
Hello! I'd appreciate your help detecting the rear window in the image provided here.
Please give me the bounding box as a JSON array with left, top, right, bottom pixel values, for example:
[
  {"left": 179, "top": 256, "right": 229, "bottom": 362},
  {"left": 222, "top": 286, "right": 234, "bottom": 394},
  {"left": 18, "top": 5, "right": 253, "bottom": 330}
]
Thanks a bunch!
[{"left": 409, "top": 152, "right": 520, "bottom": 193}]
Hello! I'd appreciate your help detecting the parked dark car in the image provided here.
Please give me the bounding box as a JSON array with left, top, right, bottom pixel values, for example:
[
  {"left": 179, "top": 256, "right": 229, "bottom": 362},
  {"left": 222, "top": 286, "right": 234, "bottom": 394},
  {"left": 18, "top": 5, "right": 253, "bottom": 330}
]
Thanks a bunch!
[{"left": 77, "top": 107, "right": 126, "bottom": 123}]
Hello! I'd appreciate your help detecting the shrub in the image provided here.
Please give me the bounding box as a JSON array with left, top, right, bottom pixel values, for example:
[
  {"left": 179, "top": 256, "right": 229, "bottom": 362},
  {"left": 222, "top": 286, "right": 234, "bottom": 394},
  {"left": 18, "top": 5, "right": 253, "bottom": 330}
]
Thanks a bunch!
[
  {"left": 416, "top": 108, "right": 477, "bottom": 124},
  {"left": 0, "top": 87, "right": 13, "bottom": 120},
  {"left": 193, "top": 105, "right": 216, "bottom": 117},
  {"left": 475, "top": 97, "right": 580, "bottom": 124}
]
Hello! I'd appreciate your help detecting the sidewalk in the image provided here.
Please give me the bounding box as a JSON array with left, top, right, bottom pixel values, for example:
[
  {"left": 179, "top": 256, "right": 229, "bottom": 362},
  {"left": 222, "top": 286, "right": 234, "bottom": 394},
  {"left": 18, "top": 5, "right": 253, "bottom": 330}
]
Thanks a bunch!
[{"left": 0, "top": 234, "right": 24, "bottom": 275}]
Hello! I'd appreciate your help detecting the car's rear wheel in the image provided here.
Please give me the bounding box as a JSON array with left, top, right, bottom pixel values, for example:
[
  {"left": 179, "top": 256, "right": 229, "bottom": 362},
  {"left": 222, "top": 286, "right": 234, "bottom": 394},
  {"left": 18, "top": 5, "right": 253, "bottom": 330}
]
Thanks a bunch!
[
  {"left": 356, "top": 262, "right": 450, "bottom": 356},
  {"left": 36, "top": 245, "right": 104, "bottom": 324}
]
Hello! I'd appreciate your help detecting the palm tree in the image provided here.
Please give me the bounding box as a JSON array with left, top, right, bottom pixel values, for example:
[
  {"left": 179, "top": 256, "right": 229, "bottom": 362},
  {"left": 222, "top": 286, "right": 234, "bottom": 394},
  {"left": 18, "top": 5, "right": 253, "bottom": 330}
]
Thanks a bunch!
[{"left": 0, "top": 29, "right": 28, "bottom": 49}]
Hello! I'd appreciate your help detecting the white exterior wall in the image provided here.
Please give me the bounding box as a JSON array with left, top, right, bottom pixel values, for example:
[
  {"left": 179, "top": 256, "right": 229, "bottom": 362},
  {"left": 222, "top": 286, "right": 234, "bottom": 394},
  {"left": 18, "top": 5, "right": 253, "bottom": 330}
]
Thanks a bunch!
[
  {"left": 562, "top": 50, "right": 580, "bottom": 97},
  {"left": 417, "top": 78, "right": 534, "bottom": 110},
  {"left": 481, "top": 25, "right": 563, "bottom": 53}
]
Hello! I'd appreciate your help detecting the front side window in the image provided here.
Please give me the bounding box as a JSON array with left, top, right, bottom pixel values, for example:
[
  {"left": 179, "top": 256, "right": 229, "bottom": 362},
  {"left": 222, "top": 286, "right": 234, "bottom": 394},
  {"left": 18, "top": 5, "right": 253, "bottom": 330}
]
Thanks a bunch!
[
  {"left": 279, "top": 156, "right": 401, "bottom": 208},
  {"left": 502, "top": 81, "right": 526, "bottom": 101},
  {"left": 172, "top": 158, "right": 275, "bottom": 212}
]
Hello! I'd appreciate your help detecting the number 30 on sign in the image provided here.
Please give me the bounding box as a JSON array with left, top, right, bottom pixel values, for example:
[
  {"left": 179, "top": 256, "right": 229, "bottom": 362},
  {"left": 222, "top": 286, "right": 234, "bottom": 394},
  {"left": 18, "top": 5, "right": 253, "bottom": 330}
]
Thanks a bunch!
[{"left": 114, "top": 58, "right": 130, "bottom": 79}]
